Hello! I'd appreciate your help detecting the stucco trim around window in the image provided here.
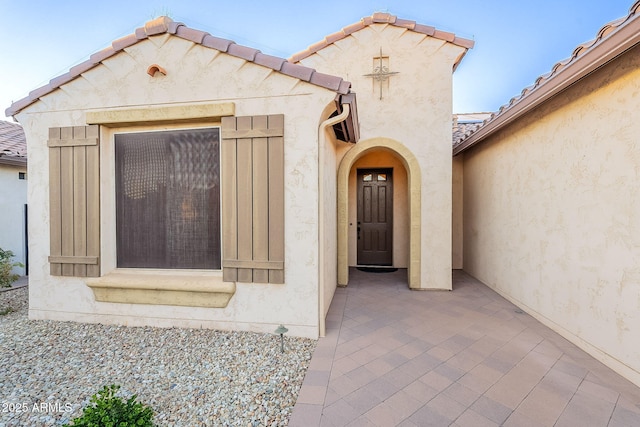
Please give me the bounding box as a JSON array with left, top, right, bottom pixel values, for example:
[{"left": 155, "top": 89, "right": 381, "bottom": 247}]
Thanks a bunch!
[
  {"left": 86, "top": 270, "right": 235, "bottom": 308},
  {"left": 86, "top": 102, "right": 235, "bottom": 127}
]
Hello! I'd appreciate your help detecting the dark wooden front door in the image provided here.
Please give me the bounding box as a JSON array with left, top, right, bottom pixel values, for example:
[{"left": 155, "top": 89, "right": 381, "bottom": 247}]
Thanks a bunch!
[{"left": 357, "top": 169, "right": 393, "bottom": 265}]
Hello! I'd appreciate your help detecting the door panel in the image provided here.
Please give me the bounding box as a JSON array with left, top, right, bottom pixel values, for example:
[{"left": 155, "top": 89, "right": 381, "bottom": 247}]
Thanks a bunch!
[{"left": 357, "top": 169, "right": 393, "bottom": 265}]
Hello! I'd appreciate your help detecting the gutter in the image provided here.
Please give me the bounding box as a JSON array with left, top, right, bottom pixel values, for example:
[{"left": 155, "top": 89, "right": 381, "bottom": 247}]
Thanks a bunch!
[
  {"left": 317, "top": 102, "right": 351, "bottom": 338},
  {"left": 454, "top": 11, "right": 640, "bottom": 155}
]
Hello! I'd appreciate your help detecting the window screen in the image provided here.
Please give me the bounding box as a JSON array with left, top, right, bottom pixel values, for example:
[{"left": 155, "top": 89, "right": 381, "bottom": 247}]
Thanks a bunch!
[{"left": 115, "top": 128, "right": 220, "bottom": 269}]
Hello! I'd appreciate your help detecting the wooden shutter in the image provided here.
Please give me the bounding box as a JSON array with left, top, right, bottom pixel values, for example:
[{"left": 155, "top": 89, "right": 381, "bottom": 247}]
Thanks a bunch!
[
  {"left": 48, "top": 125, "right": 100, "bottom": 277},
  {"left": 221, "top": 115, "right": 284, "bottom": 284}
]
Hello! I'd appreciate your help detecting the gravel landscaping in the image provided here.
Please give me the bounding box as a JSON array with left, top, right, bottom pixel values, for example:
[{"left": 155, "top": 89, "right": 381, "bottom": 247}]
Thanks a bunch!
[{"left": 0, "top": 287, "right": 315, "bottom": 426}]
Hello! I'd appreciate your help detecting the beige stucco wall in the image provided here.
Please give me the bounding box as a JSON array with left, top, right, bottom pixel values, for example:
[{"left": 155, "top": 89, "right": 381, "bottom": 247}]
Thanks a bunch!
[
  {"left": 462, "top": 45, "right": 640, "bottom": 386},
  {"left": 348, "top": 150, "right": 409, "bottom": 267},
  {"left": 0, "top": 163, "right": 27, "bottom": 275},
  {"left": 15, "top": 34, "right": 338, "bottom": 338},
  {"left": 320, "top": 123, "right": 350, "bottom": 319},
  {"left": 300, "top": 23, "right": 467, "bottom": 289},
  {"left": 452, "top": 155, "right": 463, "bottom": 269}
]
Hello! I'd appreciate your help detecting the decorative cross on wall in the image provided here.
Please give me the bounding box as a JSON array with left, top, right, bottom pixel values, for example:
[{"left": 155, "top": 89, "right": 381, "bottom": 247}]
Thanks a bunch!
[{"left": 363, "top": 48, "right": 399, "bottom": 100}]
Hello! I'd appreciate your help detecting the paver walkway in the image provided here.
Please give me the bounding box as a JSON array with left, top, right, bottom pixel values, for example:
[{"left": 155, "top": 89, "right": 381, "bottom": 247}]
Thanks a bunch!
[{"left": 289, "top": 269, "right": 640, "bottom": 426}]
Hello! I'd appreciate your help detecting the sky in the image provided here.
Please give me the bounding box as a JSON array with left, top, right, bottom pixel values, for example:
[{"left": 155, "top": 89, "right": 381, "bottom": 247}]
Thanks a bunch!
[{"left": 0, "top": 0, "right": 636, "bottom": 121}]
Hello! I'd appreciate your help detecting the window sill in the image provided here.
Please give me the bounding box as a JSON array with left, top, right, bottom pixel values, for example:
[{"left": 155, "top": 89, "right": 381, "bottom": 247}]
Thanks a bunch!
[{"left": 85, "top": 270, "right": 235, "bottom": 308}]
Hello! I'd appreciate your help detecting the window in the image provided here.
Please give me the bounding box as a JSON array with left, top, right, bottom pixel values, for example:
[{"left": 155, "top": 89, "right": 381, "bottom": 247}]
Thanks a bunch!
[{"left": 115, "top": 128, "right": 220, "bottom": 269}]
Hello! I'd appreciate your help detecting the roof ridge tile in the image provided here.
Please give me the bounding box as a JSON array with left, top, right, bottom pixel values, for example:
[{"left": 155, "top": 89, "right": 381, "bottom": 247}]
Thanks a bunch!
[
  {"left": 90, "top": 47, "right": 118, "bottom": 64},
  {"left": 371, "top": 12, "right": 396, "bottom": 24},
  {"left": 456, "top": 0, "right": 640, "bottom": 152},
  {"left": 309, "top": 71, "right": 343, "bottom": 91},
  {"left": 144, "top": 16, "right": 172, "bottom": 35},
  {"left": 202, "top": 34, "right": 234, "bottom": 52},
  {"left": 49, "top": 72, "right": 75, "bottom": 89},
  {"left": 413, "top": 23, "right": 436, "bottom": 36},
  {"left": 112, "top": 33, "right": 139, "bottom": 51},
  {"left": 394, "top": 18, "right": 416, "bottom": 30},
  {"left": 227, "top": 43, "right": 260, "bottom": 62},
  {"left": 167, "top": 21, "right": 181, "bottom": 34},
  {"left": 254, "top": 52, "right": 286, "bottom": 71},
  {"left": 289, "top": 13, "right": 473, "bottom": 63},
  {"left": 175, "top": 26, "right": 209, "bottom": 44},
  {"left": 6, "top": 15, "right": 352, "bottom": 117},
  {"left": 280, "top": 61, "right": 315, "bottom": 82},
  {"left": 342, "top": 22, "right": 365, "bottom": 36}
]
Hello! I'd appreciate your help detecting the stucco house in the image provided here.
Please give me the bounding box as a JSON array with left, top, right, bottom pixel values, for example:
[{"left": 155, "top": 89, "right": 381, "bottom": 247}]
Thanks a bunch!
[
  {"left": 4, "top": 12, "right": 471, "bottom": 338},
  {"left": 5, "top": 2, "right": 640, "bottom": 388},
  {"left": 0, "top": 120, "right": 27, "bottom": 276}
]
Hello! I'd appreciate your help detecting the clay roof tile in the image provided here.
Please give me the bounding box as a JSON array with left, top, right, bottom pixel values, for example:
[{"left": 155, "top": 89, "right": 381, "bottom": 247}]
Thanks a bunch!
[
  {"left": 112, "top": 33, "right": 139, "bottom": 51},
  {"left": 455, "top": 0, "right": 640, "bottom": 153},
  {"left": 175, "top": 26, "right": 209, "bottom": 44},
  {"left": 5, "top": 16, "right": 353, "bottom": 117},
  {"left": 394, "top": 18, "right": 416, "bottom": 29},
  {"left": 290, "top": 13, "right": 473, "bottom": 63},
  {"left": 167, "top": 20, "right": 181, "bottom": 34},
  {"left": 371, "top": 12, "right": 396, "bottom": 24},
  {"left": 202, "top": 34, "right": 234, "bottom": 52},
  {"left": 342, "top": 21, "right": 365, "bottom": 35},
  {"left": 49, "top": 72, "right": 74, "bottom": 88},
  {"left": 254, "top": 52, "right": 286, "bottom": 71},
  {"left": 280, "top": 61, "right": 315, "bottom": 81},
  {"left": 90, "top": 47, "right": 118, "bottom": 64},
  {"left": 134, "top": 27, "right": 148, "bottom": 40},
  {"left": 309, "top": 71, "right": 343, "bottom": 91},
  {"left": 227, "top": 43, "right": 259, "bottom": 61},
  {"left": 144, "top": 16, "right": 172, "bottom": 35},
  {"left": 68, "top": 59, "right": 96, "bottom": 77}
]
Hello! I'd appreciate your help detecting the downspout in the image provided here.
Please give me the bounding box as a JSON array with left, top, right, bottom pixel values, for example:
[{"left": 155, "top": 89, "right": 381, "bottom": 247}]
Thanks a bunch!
[{"left": 317, "top": 103, "right": 351, "bottom": 337}]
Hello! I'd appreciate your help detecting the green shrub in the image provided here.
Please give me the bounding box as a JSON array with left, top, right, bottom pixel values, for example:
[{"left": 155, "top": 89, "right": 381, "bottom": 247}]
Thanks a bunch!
[
  {"left": 0, "top": 248, "right": 22, "bottom": 288},
  {"left": 65, "top": 384, "right": 155, "bottom": 427}
]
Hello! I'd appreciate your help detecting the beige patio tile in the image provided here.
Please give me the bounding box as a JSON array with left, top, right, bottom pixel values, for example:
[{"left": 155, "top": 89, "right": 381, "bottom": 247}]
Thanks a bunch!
[
  {"left": 296, "top": 385, "right": 327, "bottom": 405},
  {"left": 442, "top": 381, "right": 481, "bottom": 407},
  {"left": 289, "top": 270, "right": 640, "bottom": 427},
  {"left": 419, "top": 370, "right": 454, "bottom": 392},
  {"left": 577, "top": 378, "right": 620, "bottom": 403},
  {"left": 454, "top": 409, "right": 500, "bottom": 427},
  {"left": 424, "top": 393, "right": 467, "bottom": 420},
  {"left": 403, "top": 379, "right": 439, "bottom": 404},
  {"left": 457, "top": 363, "right": 503, "bottom": 394},
  {"left": 555, "top": 391, "right": 616, "bottom": 427},
  {"left": 514, "top": 382, "right": 571, "bottom": 426}
]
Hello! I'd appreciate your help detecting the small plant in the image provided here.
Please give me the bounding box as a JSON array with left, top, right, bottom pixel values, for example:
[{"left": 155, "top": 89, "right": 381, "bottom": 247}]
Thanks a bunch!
[
  {"left": 65, "top": 384, "right": 155, "bottom": 427},
  {"left": 0, "top": 307, "right": 14, "bottom": 316},
  {"left": 0, "top": 248, "right": 22, "bottom": 288}
]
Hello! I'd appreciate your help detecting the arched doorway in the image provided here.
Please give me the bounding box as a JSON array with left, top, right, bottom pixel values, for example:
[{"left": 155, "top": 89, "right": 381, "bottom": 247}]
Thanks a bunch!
[{"left": 337, "top": 137, "right": 422, "bottom": 288}]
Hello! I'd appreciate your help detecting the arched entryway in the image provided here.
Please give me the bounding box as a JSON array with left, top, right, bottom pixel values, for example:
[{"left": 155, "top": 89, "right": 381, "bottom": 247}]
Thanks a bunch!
[{"left": 337, "top": 137, "right": 421, "bottom": 288}]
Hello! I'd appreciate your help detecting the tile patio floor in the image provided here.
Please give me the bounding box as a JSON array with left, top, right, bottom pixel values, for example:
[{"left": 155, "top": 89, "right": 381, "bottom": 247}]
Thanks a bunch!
[{"left": 289, "top": 269, "right": 640, "bottom": 426}]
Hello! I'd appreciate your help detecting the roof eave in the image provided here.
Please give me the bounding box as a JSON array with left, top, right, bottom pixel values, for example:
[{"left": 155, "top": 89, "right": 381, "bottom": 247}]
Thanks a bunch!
[
  {"left": 0, "top": 156, "right": 27, "bottom": 166},
  {"left": 5, "top": 16, "right": 351, "bottom": 118},
  {"left": 454, "top": 10, "right": 640, "bottom": 156},
  {"left": 290, "top": 13, "right": 474, "bottom": 64}
]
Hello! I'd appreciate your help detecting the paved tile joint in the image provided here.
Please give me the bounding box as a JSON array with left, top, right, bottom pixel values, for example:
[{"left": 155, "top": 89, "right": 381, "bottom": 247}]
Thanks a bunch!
[{"left": 289, "top": 269, "right": 640, "bottom": 426}]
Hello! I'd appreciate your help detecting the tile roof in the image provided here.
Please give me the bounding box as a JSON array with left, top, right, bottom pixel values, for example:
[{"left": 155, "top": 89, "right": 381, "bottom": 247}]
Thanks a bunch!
[
  {"left": 5, "top": 17, "right": 352, "bottom": 117},
  {"left": 289, "top": 12, "right": 475, "bottom": 64},
  {"left": 452, "top": 113, "right": 491, "bottom": 147},
  {"left": 454, "top": 0, "right": 640, "bottom": 155},
  {"left": 0, "top": 120, "right": 26, "bottom": 158}
]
